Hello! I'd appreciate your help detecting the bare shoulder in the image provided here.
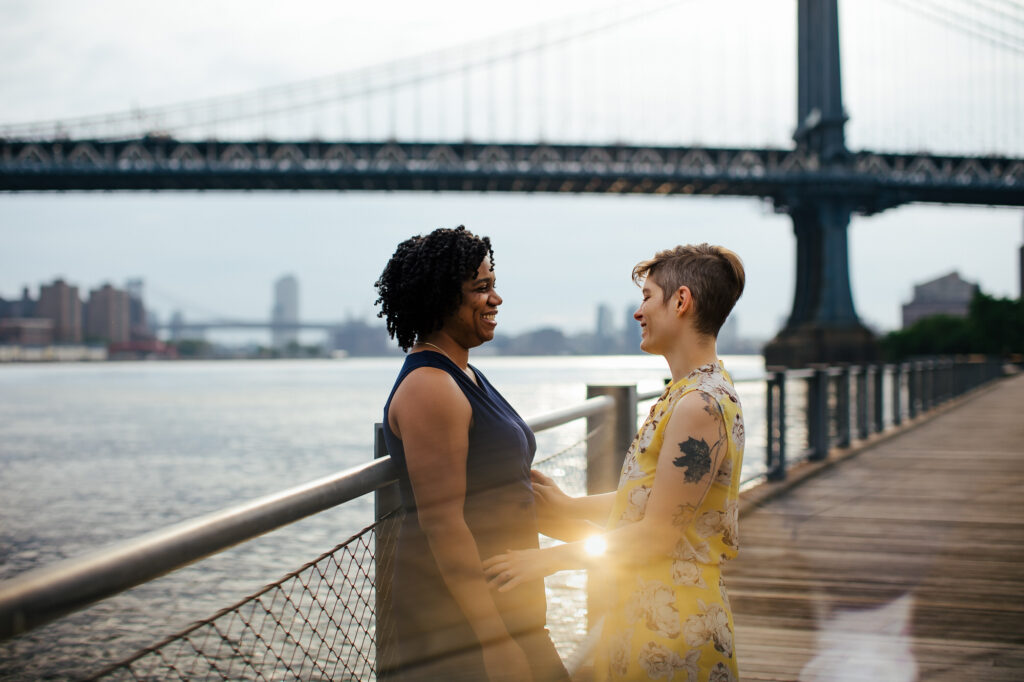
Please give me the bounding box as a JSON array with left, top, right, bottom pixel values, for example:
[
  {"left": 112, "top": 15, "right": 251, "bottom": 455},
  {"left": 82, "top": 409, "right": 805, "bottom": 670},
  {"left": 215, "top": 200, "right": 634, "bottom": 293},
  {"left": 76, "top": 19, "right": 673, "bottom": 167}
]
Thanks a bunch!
[
  {"left": 389, "top": 365, "right": 471, "bottom": 435},
  {"left": 670, "top": 389, "right": 724, "bottom": 427},
  {"left": 660, "top": 390, "right": 727, "bottom": 483}
]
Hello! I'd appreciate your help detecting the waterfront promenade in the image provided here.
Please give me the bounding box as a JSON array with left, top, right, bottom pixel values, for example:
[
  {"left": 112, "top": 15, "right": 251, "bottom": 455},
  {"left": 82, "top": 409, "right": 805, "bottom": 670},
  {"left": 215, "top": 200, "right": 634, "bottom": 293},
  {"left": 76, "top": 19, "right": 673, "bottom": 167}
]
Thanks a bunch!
[{"left": 728, "top": 372, "right": 1024, "bottom": 681}]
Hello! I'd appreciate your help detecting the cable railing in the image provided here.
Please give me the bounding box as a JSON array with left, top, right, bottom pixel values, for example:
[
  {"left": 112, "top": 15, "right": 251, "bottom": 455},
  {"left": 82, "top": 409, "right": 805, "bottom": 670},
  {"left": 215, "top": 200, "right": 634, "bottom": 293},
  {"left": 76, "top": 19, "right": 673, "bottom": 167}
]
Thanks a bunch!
[{"left": 0, "top": 357, "right": 1006, "bottom": 679}]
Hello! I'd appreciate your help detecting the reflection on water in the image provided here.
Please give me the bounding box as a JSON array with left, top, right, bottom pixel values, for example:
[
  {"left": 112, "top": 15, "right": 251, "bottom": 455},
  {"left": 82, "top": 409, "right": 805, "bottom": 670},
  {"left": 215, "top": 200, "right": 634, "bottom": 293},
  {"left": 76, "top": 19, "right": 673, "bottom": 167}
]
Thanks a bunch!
[{"left": 0, "top": 355, "right": 764, "bottom": 678}]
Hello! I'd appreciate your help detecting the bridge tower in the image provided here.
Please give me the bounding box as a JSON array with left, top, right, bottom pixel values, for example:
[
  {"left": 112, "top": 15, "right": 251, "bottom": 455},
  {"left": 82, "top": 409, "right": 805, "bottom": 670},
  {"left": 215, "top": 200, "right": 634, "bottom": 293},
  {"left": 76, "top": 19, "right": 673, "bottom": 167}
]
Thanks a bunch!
[{"left": 763, "top": 0, "right": 878, "bottom": 367}]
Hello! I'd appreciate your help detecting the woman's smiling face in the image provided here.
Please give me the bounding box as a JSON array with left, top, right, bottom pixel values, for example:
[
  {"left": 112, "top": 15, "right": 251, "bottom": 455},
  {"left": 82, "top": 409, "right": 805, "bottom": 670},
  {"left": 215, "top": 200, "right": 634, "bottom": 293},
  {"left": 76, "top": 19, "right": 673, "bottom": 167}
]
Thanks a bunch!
[{"left": 442, "top": 254, "right": 502, "bottom": 348}]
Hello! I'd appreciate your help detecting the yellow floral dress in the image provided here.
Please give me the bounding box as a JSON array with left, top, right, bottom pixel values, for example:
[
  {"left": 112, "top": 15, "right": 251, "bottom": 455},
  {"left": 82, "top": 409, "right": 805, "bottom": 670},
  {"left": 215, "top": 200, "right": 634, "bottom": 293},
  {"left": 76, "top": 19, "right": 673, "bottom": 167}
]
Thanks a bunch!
[{"left": 594, "top": 361, "right": 744, "bottom": 682}]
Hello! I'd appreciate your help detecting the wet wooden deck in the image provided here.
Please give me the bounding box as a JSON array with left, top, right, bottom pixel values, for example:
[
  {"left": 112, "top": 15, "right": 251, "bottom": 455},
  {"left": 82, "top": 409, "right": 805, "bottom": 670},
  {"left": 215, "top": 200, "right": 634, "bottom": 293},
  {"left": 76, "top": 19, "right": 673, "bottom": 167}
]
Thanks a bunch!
[{"left": 728, "top": 372, "right": 1024, "bottom": 681}]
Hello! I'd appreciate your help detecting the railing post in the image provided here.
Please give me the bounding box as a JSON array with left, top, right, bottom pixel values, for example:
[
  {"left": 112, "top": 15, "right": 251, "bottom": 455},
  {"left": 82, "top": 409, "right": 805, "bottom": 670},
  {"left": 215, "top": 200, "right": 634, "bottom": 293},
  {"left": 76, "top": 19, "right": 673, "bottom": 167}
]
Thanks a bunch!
[
  {"left": 585, "top": 385, "right": 637, "bottom": 495},
  {"left": 908, "top": 362, "right": 919, "bottom": 419},
  {"left": 808, "top": 367, "right": 829, "bottom": 461},
  {"left": 855, "top": 365, "right": 869, "bottom": 441},
  {"left": 766, "top": 369, "right": 788, "bottom": 481},
  {"left": 584, "top": 384, "right": 637, "bottom": 633},
  {"left": 873, "top": 364, "right": 885, "bottom": 433},
  {"left": 374, "top": 423, "right": 400, "bottom": 679},
  {"left": 922, "top": 359, "right": 934, "bottom": 411},
  {"left": 836, "top": 366, "right": 851, "bottom": 448},
  {"left": 891, "top": 363, "right": 902, "bottom": 427}
]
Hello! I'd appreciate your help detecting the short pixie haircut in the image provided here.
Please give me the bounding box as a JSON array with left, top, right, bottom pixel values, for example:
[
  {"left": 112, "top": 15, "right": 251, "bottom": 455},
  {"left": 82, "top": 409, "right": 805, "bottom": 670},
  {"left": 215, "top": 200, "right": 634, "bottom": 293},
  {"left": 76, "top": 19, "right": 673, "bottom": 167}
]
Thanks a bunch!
[
  {"left": 632, "top": 243, "right": 745, "bottom": 338},
  {"left": 375, "top": 225, "right": 494, "bottom": 351}
]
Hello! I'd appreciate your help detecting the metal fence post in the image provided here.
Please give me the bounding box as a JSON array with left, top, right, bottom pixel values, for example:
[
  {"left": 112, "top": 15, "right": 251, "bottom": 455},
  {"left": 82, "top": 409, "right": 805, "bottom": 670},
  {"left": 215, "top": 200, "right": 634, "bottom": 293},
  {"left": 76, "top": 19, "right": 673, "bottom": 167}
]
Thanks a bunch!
[
  {"left": 855, "top": 365, "right": 869, "bottom": 441},
  {"left": 765, "top": 369, "right": 788, "bottom": 481},
  {"left": 585, "top": 385, "right": 637, "bottom": 495},
  {"left": 892, "top": 363, "right": 902, "bottom": 427},
  {"left": 922, "top": 359, "right": 934, "bottom": 411},
  {"left": 836, "top": 366, "right": 851, "bottom": 448},
  {"left": 908, "top": 362, "right": 919, "bottom": 419},
  {"left": 373, "top": 424, "right": 400, "bottom": 679},
  {"left": 873, "top": 364, "right": 885, "bottom": 433},
  {"left": 808, "top": 367, "right": 829, "bottom": 461}
]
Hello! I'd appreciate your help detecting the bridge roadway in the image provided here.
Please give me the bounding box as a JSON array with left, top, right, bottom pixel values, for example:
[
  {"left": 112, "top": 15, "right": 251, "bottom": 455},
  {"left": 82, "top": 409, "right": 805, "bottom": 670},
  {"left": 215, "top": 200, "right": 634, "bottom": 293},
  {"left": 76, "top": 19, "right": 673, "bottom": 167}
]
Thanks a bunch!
[
  {"left": 3, "top": 139, "right": 1023, "bottom": 210},
  {"left": 728, "top": 372, "right": 1024, "bottom": 681}
]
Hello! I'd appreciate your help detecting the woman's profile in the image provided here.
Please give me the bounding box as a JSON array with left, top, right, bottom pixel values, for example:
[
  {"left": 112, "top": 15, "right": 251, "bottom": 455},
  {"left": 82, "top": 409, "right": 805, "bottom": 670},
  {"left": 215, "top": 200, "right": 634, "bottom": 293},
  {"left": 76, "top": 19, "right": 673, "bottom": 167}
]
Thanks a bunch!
[
  {"left": 484, "top": 243, "right": 746, "bottom": 681},
  {"left": 376, "top": 226, "right": 568, "bottom": 682}
]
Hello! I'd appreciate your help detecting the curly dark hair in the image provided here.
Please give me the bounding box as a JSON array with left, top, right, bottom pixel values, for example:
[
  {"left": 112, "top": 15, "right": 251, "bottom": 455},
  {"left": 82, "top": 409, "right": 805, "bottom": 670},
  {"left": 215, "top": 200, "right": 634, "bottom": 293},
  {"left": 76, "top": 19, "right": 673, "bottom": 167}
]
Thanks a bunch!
[{"left": 374, "top": 225, "right": 495, "bottom": 351}]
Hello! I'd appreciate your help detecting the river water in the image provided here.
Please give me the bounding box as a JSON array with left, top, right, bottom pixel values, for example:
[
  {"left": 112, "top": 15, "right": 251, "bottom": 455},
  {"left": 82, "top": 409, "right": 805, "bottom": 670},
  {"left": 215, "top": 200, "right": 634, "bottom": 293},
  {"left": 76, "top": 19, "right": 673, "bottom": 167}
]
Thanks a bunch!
[{"left": 0, "top": 355, "right": 765, "bottom": 679}]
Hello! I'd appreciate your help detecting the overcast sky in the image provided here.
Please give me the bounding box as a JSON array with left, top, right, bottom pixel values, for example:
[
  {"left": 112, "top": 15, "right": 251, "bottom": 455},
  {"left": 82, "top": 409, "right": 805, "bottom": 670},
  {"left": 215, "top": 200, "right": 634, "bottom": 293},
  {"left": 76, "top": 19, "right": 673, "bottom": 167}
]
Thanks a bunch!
[{"left": 1, "top": 0, "right": 1022, "bottom": 342}]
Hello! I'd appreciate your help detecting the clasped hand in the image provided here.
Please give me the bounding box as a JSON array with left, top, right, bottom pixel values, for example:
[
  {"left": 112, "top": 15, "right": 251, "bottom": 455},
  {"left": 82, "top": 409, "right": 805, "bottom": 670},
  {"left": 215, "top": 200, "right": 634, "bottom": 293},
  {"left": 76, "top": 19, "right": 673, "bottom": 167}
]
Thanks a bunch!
[
  {"left": 482, "top": 470, "right": 571, "bottom": 592},
  {"left": 482, "top": 546, "right": 553, "bottom": 592}
]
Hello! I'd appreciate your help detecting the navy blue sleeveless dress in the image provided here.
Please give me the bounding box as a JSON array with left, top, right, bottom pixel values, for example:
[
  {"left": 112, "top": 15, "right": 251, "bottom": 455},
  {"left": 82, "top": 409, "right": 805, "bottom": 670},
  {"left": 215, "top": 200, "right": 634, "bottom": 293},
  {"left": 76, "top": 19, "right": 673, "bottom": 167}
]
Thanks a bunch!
[{"left": 382, "top": 351, "right": 567, "bottom": 681}]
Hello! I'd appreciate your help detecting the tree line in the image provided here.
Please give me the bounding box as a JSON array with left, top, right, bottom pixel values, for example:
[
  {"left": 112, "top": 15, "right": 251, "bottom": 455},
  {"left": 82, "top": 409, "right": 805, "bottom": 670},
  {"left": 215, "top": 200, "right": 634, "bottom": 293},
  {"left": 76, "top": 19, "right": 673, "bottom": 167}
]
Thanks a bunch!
[{"left": 882, "top": 291, "right": 1024, "bottom": 360}]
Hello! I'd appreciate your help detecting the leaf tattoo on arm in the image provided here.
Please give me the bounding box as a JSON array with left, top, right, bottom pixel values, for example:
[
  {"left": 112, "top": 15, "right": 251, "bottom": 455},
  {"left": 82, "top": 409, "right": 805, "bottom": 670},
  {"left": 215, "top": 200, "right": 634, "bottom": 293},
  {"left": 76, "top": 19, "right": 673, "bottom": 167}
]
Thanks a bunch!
[
  {"left": 672, "top": 391, "right": 729, "bottom": 484},
  {"left": 674, "top": 437, "right": 712, "bottom": 483}
]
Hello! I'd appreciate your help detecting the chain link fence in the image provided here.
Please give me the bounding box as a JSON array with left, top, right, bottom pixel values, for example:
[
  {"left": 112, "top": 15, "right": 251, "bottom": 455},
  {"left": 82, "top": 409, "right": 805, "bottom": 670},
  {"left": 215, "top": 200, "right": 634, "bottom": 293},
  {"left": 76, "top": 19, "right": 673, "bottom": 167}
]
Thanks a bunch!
[
  {"left": 89, "top": 513, "right": 401, "bottom": 681},
  {"left": 88, "top": 425, "right": 608, "bottom": 680}
]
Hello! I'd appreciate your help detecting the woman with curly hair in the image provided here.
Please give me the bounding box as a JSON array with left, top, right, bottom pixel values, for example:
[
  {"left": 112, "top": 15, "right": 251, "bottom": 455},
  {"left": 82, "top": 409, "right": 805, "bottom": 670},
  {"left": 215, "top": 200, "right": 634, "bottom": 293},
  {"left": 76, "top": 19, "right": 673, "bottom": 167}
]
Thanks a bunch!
[
  {"left": 376, "top": 226, "right": 568, "bottom": 682},
  {"left": 484, "top": 244, "right": 746, "bottom": 682}
]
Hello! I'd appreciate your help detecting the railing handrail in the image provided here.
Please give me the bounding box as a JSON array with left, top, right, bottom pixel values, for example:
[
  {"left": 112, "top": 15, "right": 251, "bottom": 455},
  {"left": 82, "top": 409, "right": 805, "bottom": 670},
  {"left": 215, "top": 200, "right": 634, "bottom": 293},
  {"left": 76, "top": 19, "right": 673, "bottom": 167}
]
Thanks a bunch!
[
  {"left": 0, "top": 390, "right": 623, "bottom": 642},
  {"left": 523, "top": 394, "right": 615, "bottom": 432},
  {"left": 0, "top": 457, "right": 399, "bottom": 640}
]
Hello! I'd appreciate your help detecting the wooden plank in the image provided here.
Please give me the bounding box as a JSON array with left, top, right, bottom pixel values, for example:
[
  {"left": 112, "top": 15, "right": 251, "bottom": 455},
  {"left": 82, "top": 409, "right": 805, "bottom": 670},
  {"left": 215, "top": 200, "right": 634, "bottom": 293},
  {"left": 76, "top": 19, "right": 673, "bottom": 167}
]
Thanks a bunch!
[{"left": 729, "top": 374, "right": 1024, "bottom": 677}]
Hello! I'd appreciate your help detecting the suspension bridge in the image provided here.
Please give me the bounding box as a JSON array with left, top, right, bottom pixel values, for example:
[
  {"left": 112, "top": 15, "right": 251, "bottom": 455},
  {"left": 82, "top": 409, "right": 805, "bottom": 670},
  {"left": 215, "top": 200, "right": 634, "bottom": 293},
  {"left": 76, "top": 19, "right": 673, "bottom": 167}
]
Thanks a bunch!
[{"left": 2, "top": 0, "right": 1022, "bottom": 365}]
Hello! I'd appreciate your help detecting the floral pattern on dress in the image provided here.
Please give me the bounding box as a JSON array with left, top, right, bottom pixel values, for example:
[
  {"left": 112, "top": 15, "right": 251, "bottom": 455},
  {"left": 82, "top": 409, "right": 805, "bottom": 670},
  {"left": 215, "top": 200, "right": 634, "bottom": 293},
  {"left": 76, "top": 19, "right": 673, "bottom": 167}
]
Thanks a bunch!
[
  {"left": 619, "top": 449, "right": 645, "bottom": 485},
  {"left": 636, "top": 416, "right": 659, "bottom": 455},
  {"left": 695, "top": 500, "right": 739, "bottom": 550},
  {"left": 637, "top": 641, "right": 701, "bottom": 681},
  {"left": 714, "top": 451, "right": 733, "bottom": 487},
  {"left": 620, "top": 485, "right": 652, "bottom": 523},
  {"left": 709, "top": 661, "right": 738, "bottom": 682},
  {"left": 596, "top": 361, "right": 743, "bottom": 682},
  {"left": 625, "top": 579, "right": 682, "bottom": 639},
  {"left": 670, "top": 538, "right": 710, "bottom": 588},
  {"left": 730, "top": 417, "right": 745, "bottom": 457},
  {"left": 607, "top": 628, "right": 633, "bottom": 677},
  {"left": 719, "top": 576, "right": 731, "bottom": 613},
  {"left": 683, "top": 600, "right": 734, "bottom": 659}
]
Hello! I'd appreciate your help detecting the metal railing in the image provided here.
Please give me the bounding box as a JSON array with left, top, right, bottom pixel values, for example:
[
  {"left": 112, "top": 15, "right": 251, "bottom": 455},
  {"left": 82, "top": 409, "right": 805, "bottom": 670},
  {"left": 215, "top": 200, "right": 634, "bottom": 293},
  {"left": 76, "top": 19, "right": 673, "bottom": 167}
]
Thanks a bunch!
[
  {"left": 763, "top": 357, "right": 1006, "bottom": 482},
  {"left": 0, "top": 357, "right": 1006, "bottom": 679}
]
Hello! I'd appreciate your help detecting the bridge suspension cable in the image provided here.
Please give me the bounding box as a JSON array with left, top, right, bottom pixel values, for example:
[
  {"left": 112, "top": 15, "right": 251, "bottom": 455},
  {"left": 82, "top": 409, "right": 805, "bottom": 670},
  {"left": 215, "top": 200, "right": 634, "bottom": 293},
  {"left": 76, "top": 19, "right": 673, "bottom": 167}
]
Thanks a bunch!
[
  {"left": 0, "top": 0, "right": 689, "bottom": 142},
  {"left": 888, "top": 0, "right": 1024, "bottom": 55},
  {"left": 2, "top": 1, "right": 1020, "bottom": 157}
]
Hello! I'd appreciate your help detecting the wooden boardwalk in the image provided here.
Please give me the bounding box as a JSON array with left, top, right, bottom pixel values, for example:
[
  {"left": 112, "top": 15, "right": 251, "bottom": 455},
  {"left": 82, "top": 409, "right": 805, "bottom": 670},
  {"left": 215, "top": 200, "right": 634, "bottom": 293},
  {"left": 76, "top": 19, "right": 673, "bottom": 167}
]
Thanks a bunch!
[{"left": 729, "top": 372, "right": 1024, "bottom": 681}]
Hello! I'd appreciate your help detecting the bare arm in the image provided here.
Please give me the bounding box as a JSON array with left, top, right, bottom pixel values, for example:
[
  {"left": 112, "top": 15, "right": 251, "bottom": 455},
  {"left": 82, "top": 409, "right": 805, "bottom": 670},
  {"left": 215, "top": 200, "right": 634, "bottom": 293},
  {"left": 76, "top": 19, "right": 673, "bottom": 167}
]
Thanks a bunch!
[
  {"left": 390, "top": 367, "right": 532, "bottom": 681},
  {"left": 531, "top": 469, "right": 617, "bottom": 525},
  {"left": 485, "top": 391, "right": 729, "bottom": 590}
]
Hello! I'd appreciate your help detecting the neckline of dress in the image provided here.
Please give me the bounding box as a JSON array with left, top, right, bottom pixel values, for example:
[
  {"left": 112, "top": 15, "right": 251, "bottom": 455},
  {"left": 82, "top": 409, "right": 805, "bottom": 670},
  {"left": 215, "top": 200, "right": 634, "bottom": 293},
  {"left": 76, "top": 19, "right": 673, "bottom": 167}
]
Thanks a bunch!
[
  {"left": 413, "top": 348, "right": 481, "bottom": 388},
  {"left": 664, "top": 360, "right": 720, "bottom": 394}
]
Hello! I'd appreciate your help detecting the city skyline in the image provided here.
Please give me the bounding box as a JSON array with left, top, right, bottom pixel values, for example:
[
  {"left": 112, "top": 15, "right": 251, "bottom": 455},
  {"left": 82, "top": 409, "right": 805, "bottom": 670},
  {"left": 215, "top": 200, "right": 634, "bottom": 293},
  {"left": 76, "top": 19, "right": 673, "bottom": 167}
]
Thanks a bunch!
[{"left": 3, "top": 193, "right": 1021, "bottom": 343}]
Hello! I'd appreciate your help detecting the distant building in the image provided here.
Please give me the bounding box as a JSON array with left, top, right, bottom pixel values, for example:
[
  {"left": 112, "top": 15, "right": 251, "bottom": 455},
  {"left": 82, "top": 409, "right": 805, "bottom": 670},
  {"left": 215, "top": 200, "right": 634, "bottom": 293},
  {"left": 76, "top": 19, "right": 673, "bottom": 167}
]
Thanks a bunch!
[
  {"left": 37, "top": 279, "right": 83, "bottom": 343},
  {"left": 271, "top": 275, "right": 299, "bottom": 349},
  {"left": 717, "top": 315, "right": 739, "bottom": 353},
  {"left": 0, "top": 318, "right": 53, "bottom": 346},
  {"left": 622, "top": 302, "right": 640, "bottom": 353},
  {"left": 85, "top": 283, "right": 131, "bottom": 343},
  {"left": 596, "top": 304, "right": 614, "bottom": 338},
  {"left": 329, "top": 319, "right": 395, "bottom": 356},
  {"left": 169, "top": 310, "right": 186, "bottom": 341},
  {"left": 125, "top": 278, "right": 151, "bottom": 340},
  {"left": 594, "top": 303, "right": 617, "bottom": 353},
  {"left": 0, "top": 287, "right": 37, "bottom": 319},
  {"left": 901, "top": 271, "right": 979, "bottom": 328}
]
